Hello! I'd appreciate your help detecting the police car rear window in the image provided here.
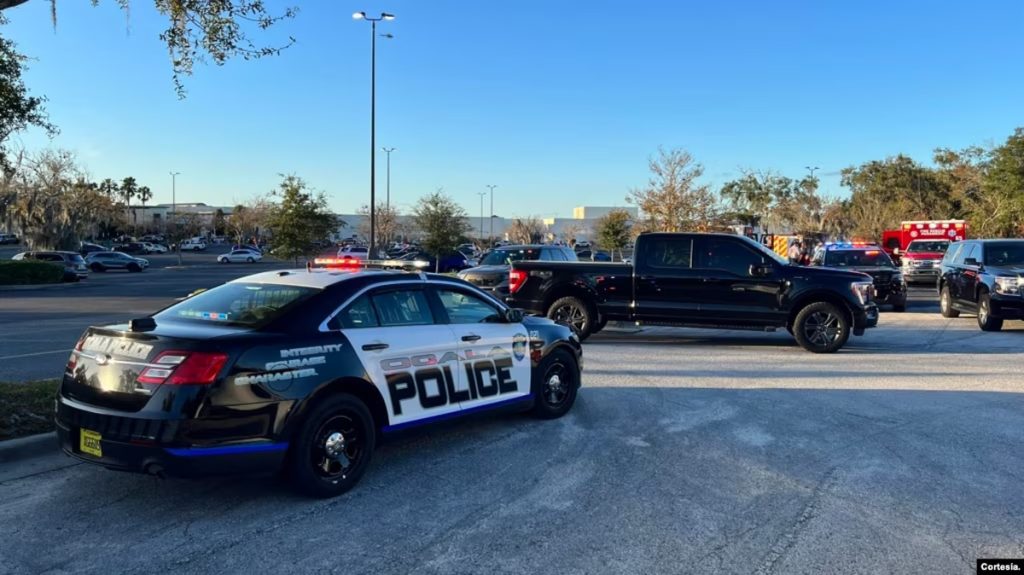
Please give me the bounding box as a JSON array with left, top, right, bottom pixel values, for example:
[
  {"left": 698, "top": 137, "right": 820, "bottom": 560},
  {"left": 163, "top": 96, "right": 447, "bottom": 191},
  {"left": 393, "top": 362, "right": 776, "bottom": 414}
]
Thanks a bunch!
[{"left": 156, "top": 283, "right": 319, "bottom": 328}]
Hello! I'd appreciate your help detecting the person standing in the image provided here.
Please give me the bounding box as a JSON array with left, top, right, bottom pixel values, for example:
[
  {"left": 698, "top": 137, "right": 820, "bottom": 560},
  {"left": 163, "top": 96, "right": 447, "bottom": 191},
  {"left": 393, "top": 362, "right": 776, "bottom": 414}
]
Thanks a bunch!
[{"left": 788, "top": 237, "right": 804, "bottom": 265}]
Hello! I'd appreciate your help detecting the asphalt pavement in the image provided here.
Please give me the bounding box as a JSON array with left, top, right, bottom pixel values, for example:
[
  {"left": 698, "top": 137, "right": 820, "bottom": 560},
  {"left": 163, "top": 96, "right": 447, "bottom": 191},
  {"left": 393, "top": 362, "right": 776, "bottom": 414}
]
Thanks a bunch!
[{"left": 1, "top": 279, "right": 1023, "bottom": 574}]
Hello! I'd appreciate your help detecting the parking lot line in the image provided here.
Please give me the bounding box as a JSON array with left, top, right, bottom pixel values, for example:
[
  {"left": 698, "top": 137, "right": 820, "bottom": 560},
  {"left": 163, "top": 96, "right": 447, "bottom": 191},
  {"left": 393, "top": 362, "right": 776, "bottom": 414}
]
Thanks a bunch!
[{"left": 0, "top": 349, "right": 72, "bottom": 361}]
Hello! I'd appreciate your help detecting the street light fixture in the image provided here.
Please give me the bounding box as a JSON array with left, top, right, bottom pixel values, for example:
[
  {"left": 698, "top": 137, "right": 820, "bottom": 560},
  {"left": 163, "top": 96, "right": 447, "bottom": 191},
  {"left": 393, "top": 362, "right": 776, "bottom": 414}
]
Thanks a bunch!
[
  {"left": 353, "top": 10, "right": 395, "bottom": 259},
  {"left": 169, "top": 171, "right": 181, "bottom": 226},
  {"left": 477, "top": 192, "right": 487, "bottom": 242},
  {"left": 487, "top": 184, "right": 497, "bottom": 242},
  {"left": 805, "top": 166, "right": 820, "bottom": 178}
]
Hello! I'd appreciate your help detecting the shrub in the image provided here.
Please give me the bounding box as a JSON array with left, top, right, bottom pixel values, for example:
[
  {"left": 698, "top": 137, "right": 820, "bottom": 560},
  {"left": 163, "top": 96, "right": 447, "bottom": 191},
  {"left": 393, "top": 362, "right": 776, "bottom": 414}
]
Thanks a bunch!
[{"left": 0, "top": 260, "right": 64, "bottom": 285}]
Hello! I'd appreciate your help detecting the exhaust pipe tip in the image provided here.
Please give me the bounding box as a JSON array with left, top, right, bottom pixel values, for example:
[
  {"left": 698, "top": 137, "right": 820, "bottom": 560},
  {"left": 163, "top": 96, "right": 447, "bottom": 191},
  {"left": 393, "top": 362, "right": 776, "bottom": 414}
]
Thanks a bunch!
[{"left": 143, "top": 462, "right": 166, "bottom": 479}]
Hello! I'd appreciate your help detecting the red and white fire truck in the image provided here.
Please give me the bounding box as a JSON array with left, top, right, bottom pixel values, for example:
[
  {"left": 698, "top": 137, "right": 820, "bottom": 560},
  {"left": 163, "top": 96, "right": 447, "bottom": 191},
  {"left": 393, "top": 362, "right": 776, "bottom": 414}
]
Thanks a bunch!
[{"left": 881, "top": 220, "right": 967, "bottom": 284}]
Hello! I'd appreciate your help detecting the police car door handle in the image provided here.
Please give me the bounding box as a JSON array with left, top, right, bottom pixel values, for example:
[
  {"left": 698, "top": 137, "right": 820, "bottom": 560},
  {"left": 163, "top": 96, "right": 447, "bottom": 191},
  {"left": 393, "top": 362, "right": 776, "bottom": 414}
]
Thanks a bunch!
[
  {"left": 361, "top": 343, "right": 389, "bottom": 351},
  {"left": 461, "top": 334, "right": 481, "bottom": 342}
]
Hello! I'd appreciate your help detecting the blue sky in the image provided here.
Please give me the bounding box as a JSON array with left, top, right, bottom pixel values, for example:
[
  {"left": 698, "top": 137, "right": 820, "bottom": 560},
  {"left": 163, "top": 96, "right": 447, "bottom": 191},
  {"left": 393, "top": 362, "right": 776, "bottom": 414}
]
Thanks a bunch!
[{"left": 4, "top": 0, "right": 1023, "bottom": 218}]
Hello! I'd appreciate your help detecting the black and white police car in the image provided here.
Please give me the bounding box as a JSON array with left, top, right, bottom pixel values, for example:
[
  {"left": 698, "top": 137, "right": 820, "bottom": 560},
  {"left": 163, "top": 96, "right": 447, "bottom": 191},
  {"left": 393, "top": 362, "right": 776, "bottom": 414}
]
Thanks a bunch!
[{"left": 56, "top": 267, "right": 582, "bottom": 498}]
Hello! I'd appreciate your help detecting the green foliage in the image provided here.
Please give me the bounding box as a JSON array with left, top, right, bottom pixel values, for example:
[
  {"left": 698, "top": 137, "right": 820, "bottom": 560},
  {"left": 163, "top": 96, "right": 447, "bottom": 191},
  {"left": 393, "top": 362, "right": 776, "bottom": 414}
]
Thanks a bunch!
[
  {"left": 413, "top": 190, "right": 471, "bottom": 272},
  {"left": 0, "top": 379, "right": 60, "bottom": 441},
  {"left": 0, "top": 260, "right": 64, "bottom": 285},
  {"left": 595, "top": 209, "right": 632, "bottom": 259},
  {"left": 0, "top": 36, "right": 56, "bottom": 173},
  {"left": 266, "top": 175, "right": 337, "bottom": 264},
  {"left": 720, "top": 170, "right": 842, "bottom": 235},
  {"left": 972, "top": 128, "right": 1024, "bottom": 237},
  {"left": 212, "top": 208, "right": 227, "bottom": 236},
  {"left": 840, "top": 155, "right": 950, "bottom": 240}
]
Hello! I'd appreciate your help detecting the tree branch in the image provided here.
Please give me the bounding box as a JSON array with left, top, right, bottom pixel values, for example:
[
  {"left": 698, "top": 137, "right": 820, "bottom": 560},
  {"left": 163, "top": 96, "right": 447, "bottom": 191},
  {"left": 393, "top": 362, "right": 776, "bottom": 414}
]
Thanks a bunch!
[{"left": 0, "top": 0, "right": 32, "bottom": 11}]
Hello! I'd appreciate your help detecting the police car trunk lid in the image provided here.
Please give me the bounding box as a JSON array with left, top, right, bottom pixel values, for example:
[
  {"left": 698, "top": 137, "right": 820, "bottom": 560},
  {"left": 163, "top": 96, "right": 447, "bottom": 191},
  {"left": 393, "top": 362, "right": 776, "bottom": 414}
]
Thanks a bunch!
[{"left": 64, "top": 323, "right": 239, "bottom": 412}]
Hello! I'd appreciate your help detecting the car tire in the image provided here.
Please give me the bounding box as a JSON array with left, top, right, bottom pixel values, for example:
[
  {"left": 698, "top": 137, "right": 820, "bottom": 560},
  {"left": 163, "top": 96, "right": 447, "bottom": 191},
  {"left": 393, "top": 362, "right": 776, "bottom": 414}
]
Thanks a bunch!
[
  {"left": 246, "top": 257, "right": 254, "bottom": 263},
  {"left": 977, "top": 293, "right": 1003, "bottom": 332},
  {"left": 219, "top": 258, "right": 229, "bottom": 264},
  {"left": 793, "top": 301, "right": 851, "bottom": 353},
  {"left": 90, "top": 263, "right": 105, "bottom": 272},
  {"left": 531, "top": 348, "right": 579, "bottom": 420},
  {"left": 892, "top": 298, "right": 907, "bottom": 312},
  {"left": 128, "top": 263, "right": 141, "bottom": 273},
  {"left": 940, "top": 285, "right": 960, "bottom": 318},
  {"left": 591, "top": 315, "right": 609, "bottom": 334},
  {"left": 547, "top": 296, "right": 596, "bottom": 341},
  {"left": 287, "top": 393, "right": 376, "bottom": 499}
]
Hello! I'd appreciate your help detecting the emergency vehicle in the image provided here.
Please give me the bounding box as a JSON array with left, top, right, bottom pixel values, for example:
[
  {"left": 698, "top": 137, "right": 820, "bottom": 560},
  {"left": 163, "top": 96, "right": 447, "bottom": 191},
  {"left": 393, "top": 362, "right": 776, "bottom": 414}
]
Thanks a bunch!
[
  {"left": 56, "top": 266, "right": 582, "bottom": 498},
  {"left": 881, "top": 220, "right": 967, "bottom": 259}
]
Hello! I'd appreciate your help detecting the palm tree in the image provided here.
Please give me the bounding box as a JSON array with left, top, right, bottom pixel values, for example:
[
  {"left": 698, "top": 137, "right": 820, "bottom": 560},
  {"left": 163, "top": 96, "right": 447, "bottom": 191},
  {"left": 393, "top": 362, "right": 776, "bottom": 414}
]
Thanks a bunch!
[
  {"left": 120, "top": 177, "right": 139, "bottom": 229},
  {"left": 137, "top": 185, "right": 152, "bottom": 232},
  {"left": 98, "top": 178, "right": 119, "bottom": 202}
]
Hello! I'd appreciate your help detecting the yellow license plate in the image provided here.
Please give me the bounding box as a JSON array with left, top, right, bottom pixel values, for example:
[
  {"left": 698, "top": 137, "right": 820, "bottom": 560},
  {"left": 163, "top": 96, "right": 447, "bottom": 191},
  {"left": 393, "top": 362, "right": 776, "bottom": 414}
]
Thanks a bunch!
[{"left": 80, "top": 428, "right": 102, "bottom": 458}]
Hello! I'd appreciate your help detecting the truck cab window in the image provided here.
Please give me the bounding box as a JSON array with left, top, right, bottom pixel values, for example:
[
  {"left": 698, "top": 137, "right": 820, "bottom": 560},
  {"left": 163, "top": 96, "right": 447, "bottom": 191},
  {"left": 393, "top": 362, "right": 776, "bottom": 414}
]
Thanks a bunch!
[{"left": 697, "top": 238, "right": 762, "bottom": 277}]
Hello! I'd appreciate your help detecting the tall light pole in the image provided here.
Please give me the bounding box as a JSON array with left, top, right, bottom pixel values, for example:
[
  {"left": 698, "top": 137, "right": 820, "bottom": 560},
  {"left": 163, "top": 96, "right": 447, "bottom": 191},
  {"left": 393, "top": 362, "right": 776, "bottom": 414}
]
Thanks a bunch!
[
  {"left": 477, "top": 192, "right": 487, "bottom": 242},
  {"left": 487, "top": 184, "right": 497, "bottom": 242},
  {"left": 169, "top": 171, "right": 180, "bottom": 228},
  {"left": 805, "top": 166, "right": 820, "bottom": 179},
  {"left": 383, "top": 147, "right": 396, "bottom": 210},
  {"left": 353, "top": 10, "right": 395, "bottom": 259}
]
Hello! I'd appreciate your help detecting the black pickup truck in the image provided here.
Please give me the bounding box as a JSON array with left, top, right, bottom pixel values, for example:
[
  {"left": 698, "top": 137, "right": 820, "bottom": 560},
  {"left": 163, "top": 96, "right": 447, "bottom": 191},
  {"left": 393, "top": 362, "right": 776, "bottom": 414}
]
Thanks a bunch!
[{"left": 507, "top": 232, "right": 880, "bottom": 353}]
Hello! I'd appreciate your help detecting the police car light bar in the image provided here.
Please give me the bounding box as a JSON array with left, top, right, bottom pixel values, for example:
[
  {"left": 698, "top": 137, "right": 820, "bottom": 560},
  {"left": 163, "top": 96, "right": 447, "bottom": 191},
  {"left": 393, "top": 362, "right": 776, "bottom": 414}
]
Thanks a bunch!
[{"left": 312, "top": 258, "right": 431, "bottom": 271}]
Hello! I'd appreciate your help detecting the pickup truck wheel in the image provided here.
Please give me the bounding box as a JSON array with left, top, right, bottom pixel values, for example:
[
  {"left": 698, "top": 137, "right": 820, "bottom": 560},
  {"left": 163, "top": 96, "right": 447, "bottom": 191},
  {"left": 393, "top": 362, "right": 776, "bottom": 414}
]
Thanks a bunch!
[
  {"left": 547, "top": 296, "right": 595, "bottom": 340},
  {"left": 940, "top": 286, "right": 959, "bottom": 318},
  {"left": 977, "top": 294, "right": 1003, "bottom": 332},
  {"left": 793, "top": 302, "right": 850, "bottom": 353},
  {"left": 531, "top": 349, "right": 579, "bottom": 419}
]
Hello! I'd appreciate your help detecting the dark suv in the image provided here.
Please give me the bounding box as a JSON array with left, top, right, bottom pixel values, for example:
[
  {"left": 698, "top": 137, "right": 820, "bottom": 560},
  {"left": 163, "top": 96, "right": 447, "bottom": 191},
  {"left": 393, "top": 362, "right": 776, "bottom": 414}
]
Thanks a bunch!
[
  {"left": 811, "top": 244, "right": 907, "bottom": 311},
  {"left": 939, "top": 239, "right": 1024, "bottom": 331},
  {"left": 13, "top": 251, "right": 89, "bottom": 281},
  {"left": 457, "top": 245, "right": 577, "bottom": 298}
]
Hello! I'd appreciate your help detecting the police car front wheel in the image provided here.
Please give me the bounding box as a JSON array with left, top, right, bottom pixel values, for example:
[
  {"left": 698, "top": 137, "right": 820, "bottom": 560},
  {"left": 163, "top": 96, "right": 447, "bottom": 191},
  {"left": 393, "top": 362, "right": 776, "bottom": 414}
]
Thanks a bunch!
[
  {"left": 532, "top": 349, "right": 579, "bottom": 419},
  {"left": 288, "top": 393, "right": 376, "bottom": 498}
]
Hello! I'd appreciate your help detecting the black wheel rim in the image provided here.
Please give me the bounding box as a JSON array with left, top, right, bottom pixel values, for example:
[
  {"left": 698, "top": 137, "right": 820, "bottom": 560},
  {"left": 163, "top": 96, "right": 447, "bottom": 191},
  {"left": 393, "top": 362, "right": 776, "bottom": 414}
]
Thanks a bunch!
[
  {"left": 553, "top": 304, "right": 586, "bottom": 333},
  {"left": 310, "top": 413, "right": 364, "bottom": 482},
  {"left": 542, "top": 361, "right": 572, "bottom": 408},
  {"left": 803, "top": 311, "right": 841, "bottom": 348}
]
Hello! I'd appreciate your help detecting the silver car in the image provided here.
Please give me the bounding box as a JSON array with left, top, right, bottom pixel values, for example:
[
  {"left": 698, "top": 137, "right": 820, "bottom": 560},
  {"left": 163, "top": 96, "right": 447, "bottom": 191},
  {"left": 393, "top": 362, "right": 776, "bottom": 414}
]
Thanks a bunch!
[{"left": 85, "top": 251, "right": 150, "bottom": 273}]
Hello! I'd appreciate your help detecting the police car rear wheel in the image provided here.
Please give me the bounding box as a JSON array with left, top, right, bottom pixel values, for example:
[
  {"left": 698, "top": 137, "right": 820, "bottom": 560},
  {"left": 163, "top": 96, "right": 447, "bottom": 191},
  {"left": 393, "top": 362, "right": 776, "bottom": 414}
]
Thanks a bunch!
[
  {"left": 532, "top": 349, "right": 578, "bottom": 419},
  {"left": 288, "top": 393, "right": 376, "bottom": 498}
]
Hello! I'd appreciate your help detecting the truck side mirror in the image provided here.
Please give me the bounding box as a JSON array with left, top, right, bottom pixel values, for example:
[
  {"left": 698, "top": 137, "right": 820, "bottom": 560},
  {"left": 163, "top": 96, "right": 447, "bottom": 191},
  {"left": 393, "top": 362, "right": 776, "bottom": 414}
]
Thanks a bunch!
[{"left": 964, "top": 257, "right": 980, "bottom": 267}]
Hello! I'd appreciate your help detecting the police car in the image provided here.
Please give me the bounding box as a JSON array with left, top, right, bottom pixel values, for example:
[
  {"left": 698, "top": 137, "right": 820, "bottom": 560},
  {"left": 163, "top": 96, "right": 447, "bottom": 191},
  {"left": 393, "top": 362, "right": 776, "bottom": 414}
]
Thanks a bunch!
[
  {"left": 812, "top": 242, "right": 907, "bottom": 311},
  {"left": 55, "top": 267, "right": 582, "bottom": 498}
]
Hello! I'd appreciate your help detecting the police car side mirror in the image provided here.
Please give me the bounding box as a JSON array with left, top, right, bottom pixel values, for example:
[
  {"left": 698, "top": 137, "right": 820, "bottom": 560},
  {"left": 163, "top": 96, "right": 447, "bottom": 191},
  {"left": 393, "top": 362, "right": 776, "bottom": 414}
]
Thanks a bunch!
[{"left": 503, "top": 308, "right": 524, "bottom": 323}]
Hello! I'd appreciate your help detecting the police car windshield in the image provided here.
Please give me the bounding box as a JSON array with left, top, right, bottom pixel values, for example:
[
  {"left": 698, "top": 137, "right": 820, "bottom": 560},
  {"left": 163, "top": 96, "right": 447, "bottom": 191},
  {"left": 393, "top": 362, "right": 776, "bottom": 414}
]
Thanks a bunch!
[
  {"left": 823, "top": 249, "right": 894, "bottom": 268},
  {"left": 984, "top": 242, "right": 1024, "bottom": 266},
  {"left": 906, "top": 241, "right": 949, "bottom": 253},
  {"left": 156, "top": 283, "right": 319, "bottom": 328},
  {"left": 480, "top": 248, "right": 540, "bottom": 265}
]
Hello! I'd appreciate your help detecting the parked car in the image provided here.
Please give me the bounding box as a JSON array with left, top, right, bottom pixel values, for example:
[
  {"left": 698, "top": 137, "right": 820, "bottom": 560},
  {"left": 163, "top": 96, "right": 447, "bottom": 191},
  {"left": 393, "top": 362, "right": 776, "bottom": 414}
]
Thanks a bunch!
[
  {"left": 575, "top": 249, "right": 612, "bottom": 262},
  {"left": 811, "top": 243, "right": 906, "bottom": 311},
  {"left": 79, "top": 242, "right": 107, "bottom": 256},
  {"left": 217, "top": 249, "right": 263, "bottom": 263},
  {"left": 12, "top": 250, "right": 89, "bottom": 281},
  {"left": 144, "top": 243, "right": 168, "bottom": 254},
  {"left": 178, "top": 239, "right": 207, "bottom": 252},
  {"left": 85, "top": 251, "right": 149, "bottom": 272},
  {"left": 390, "top": 250, "right": 475, "bottom": 273},
  {"left": 458, "top": 245, "right": 578, "bottom": 297},
  {"left": 232, "top": 244, "right": 263, "bottom": 254},
  {"left": 0, "top": 233, "right": 19, "bottom": 245},
  {"left": 337, "top": 246, "right": 370, "bottom": 260},
  {"left": 114, "top": 242, "right": 152, "bottom": 255},
  {"left": 939, "top": 239, "right": 1024, "bottom": 331},
  {"left": 507, "top": 232, "right": 880, "bottom": 352}
]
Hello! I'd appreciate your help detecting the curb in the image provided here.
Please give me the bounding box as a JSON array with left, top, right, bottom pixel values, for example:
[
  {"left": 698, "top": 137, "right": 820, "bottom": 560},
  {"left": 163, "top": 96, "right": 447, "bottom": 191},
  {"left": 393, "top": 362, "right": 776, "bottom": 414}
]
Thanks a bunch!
[
  {"left": 0, "top": 282, "right": 93, "bottom": 292},
  {"left": 0, "top": 431, "right": 58, "bottom": 463}
]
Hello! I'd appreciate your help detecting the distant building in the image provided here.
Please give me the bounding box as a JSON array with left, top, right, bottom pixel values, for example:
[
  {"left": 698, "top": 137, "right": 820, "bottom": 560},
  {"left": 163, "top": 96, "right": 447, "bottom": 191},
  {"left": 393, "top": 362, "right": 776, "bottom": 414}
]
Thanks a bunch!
[
  {"left": 572, "top": 206, "right": 638, "bottom": 220},
  {"left": 126, "top": 203, "right": 233, "bottom": 231}
]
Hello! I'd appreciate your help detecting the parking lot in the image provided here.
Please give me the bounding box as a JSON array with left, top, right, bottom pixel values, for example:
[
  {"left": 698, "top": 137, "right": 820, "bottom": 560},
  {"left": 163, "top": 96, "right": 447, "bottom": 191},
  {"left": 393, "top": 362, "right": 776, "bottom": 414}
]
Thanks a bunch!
[{"left": 1, "top": 264, "right": 1022, "bottom": 574}]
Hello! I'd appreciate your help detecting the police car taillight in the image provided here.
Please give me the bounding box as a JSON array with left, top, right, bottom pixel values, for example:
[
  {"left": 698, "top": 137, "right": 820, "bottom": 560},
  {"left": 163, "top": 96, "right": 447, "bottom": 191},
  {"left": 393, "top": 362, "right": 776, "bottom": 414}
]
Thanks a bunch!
[
  {"left": 137, "top": 350, "right": 228, "bottom": 385},
  {"left": 509, "top": 269, "right": 527, "bottom": 294}
]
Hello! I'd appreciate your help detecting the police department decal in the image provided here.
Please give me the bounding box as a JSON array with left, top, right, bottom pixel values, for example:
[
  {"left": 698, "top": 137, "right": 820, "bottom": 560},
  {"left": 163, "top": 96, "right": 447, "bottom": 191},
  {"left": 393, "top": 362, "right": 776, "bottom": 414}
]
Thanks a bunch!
[{"left": 512, "top": 333, "right": 528, "bottom": 361}]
